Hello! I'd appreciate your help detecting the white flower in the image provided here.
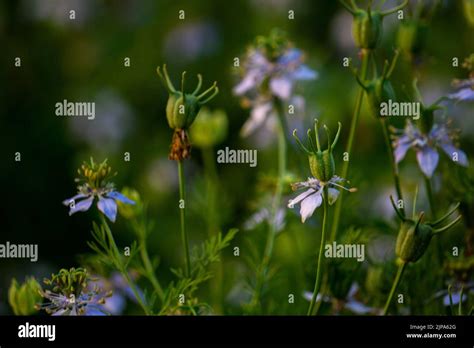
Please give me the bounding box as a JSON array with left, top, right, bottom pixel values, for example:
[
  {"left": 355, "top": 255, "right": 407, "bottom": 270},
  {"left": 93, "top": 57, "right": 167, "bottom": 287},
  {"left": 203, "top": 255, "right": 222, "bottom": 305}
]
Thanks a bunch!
[{"left": 288, "top": 176, "right": 355, "bottom": 223}]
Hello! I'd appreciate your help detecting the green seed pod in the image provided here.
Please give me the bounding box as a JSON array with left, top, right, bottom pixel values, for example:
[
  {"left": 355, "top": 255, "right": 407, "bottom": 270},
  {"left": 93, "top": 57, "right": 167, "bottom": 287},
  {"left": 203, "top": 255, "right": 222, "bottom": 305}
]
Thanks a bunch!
[
  {"left": 397, "top": 20, "right": 428, "bottom": 56},
  {"left": 352, "top": 10, "right": 383, "bottom": 49},
  {"left": 8, "top": 277, "right": 42, "bottom": 315},
  {"left": 395, "top": 219, "right": 433, "bottom": 263},
  {"left": 391, "top": 195, "right": 462, "bottom": 264},
  {"left": 157, "top": 65, "right": 219, "bottom": 131},
  {"left": 309, "top": 150, "right": 335, "bottom": 182},
  {"left": 341, "top": 0, "right": 408, "bottom": 50},
  {"left": 293, "top": 121, "right": 341, "bottom": 183},
  {"left": 166, "top": 93, "right": 201, "bottom": 130}
]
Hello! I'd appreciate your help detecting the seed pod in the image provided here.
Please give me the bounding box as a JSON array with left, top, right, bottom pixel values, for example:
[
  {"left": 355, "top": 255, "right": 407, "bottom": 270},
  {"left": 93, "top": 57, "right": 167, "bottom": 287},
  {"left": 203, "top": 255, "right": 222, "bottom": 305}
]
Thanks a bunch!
[{"left": 395, "top": 217, "right": 433, "bottom": 263}]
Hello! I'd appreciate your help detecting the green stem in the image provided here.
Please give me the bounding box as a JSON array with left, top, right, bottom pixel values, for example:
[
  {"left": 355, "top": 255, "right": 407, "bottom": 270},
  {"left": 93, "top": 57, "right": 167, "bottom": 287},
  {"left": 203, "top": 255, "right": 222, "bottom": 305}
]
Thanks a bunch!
[
  {"left": 102, "top": 217, "right": 151, "bottom": 315},
  {"left": 330, "top": 49, "right": 370, "bottom": 242},
  {"left": 383, "top": 261, "right": 407, "bottom": 315},
  {"left": 202, "top": 146, "right": 224, "bottom": 313},
  {"left": 178, "top": 160, "right": 191, "bottom": 278},
  {"left": 203, "top": 147, "right": 219, "bottom": 235},
  {"left": 307, "top": 187, "right": 329, "bottom": 316},
  {"left": 250, "top": 99, "right": 287, "bottom": 311},
  {"left": 424, "top": 174, "right": 437, "bottom": 219},
  {"left": 381, "top": 118, "right": 404, "bottom": 212},
  {"left": 139, "top": 236, "right": 165, "bottom": 302}
]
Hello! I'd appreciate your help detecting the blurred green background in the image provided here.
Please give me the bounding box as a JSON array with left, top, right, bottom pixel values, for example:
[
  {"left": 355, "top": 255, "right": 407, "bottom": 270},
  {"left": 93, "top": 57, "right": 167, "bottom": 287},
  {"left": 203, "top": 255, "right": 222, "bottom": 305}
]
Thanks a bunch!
[{"left": 0, "top": 0, "right": 473, "bottom": 314}]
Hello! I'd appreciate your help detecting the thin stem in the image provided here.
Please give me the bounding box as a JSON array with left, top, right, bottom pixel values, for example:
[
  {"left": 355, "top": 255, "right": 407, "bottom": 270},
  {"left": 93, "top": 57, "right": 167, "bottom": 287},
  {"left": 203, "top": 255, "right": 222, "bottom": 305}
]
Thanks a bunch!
[
  {"left": 381, "top": 118, "right": 405, "bottom": 214},
  {"left": 307, "top": 187, "right": 329, "bottom": 316},
  {"left": 178, "top": 160, "right": 191, "bottom": 277},
  {"left": 330, "top": 49, "right": 370, "bottom": 242},
  {"left": 203, "top": 147, "right": 224, "bottom": 313},
  {"left": 139, "top": 235, "right": 165, "bottom": 302},
  {"left": 423, "top": 174, "right": 437, "bottom": 219},
  {"left": 102, "top": 217, "right": 151, "bottom": 315},
  {"left": 383, "top": 261, "right": 407, "bottom": 315},
  {"left": 203, "top": 147, "right": 219, "bottom": 235},
  {"left": 250, "top": 98, "right": 287, "bottom": 311}
]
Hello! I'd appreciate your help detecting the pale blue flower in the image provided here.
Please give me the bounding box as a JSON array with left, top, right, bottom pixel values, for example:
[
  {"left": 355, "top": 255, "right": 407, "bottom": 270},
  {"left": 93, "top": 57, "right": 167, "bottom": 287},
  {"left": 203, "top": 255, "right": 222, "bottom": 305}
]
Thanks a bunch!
[
  {"left": 63, "top": 188, "right": 135, "bottom": 223},
  {"left": 392, "top": 121, "right": 468, "bottom": 178},
  {"left": 234, "top": 48, "right": 317, "bottom": 136},
  {"left": 40, "top": 289, "right": 110, "bottom": 316}
]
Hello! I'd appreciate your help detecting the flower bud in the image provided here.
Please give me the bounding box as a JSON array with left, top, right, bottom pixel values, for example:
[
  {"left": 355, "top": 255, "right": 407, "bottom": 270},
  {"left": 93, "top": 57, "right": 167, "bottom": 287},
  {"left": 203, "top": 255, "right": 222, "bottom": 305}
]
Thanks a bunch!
[{"left": 8, "top": 277, "right": 42, "bottom": 315}]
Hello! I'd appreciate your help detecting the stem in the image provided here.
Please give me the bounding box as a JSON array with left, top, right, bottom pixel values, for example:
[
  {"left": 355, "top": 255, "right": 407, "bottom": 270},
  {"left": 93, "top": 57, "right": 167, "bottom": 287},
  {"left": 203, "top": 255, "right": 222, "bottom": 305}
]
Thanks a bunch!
[
  {"left": 178, "top": 160, "right": 191, "bottom": 277},
  {"left": 203, "top": 147, "right": 219, "bottom": 235},
  {"left": 139, "top": 236, "right": 165, "bottom": 302},
  {"left": 330, "top": 49, "right": 370, "bottom": 242},
  {"left": 250, "top": 98, "right": 287, "bottom": 311},
  {"left": 381, "top": 118, "right": 404, "bottom": 212},
  {"left": 307, "top": 187, "right": 329, "bottom": 316},
  {"left": 202, "top": 147, "right": 224, "bottom": 313},
  {"left": 423, "top": 175, "right": 437, "bottom": 219},
  {"left": 383, "top": 261, "right": 407, "bottom": 315},
  {"left": 102, "top": 217, "right": 151, "bottom": 315}
]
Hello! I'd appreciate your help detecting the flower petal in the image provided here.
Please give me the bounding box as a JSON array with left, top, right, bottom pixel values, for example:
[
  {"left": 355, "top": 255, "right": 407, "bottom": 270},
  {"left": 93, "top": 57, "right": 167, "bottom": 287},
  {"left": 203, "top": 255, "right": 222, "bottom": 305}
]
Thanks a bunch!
[
  {"left": 327, "top": 188, "right": 340, "bottom": 205},
  {"left": 416, "top": 146, "right": 439, "bottom": 178},
  {"left": 394, "top": 135, "right": 412, "bottom": 163},
  {"left": 449, "top": 88, "right": 474, "bottom": 102},
  {"left": 63, "top": 193, "right": 87, "bottom": 206},
  {"left": 97, "top": 197, "right": 118, "bottom": 222},
  {"left": 270, "top": 76, "right": 293, "bottom": 100},
  {"left": 240, "top": 102, "right": 273, "bottom": 137},
  {"left": 439, "top": 142, "right": 469, "bottom": 167},
  {"left": 107, "top": 191, "right": 136, "bottom": 205},
  {"left": 288, "top": 189, "right": 315, "bottom": 208},
  {"left": 68, "top": 196, "right": 94, "bottom": 216},
  {"left": 292, "top": 65, "right": 318, "bottom": 80},
  {"left": 300, "top": 192, "right": 322, "bottom": 223},
  {"left": 344, "top": 299, "right": 373, "bottom": 314},
  {"left": 233, "top": 69, "right": 262, "bottom": 95}
]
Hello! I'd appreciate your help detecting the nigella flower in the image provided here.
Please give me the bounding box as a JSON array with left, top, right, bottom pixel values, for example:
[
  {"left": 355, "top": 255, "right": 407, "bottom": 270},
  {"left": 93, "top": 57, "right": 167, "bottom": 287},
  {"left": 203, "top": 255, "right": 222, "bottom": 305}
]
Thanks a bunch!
[
  {"left": 40, "top": 288, "right": 111, "bottom": 316},
  {"left": 234, "top": 30, "right": 317, "bottom": 136},
  {"left": 392, "top": 120, "right": 468, "bottom": 178},
  {"left": 288, "top": 176, "right": 355, "bottom": 223},
  {"left": 289, "top": 121, "right": 356, "bottom": 223},
  {"left": 38, "top": 268, "right": 112, "bottom": 316},
  {"left": 63, "top": 158, "right": 135, "bottom": 222},
  {"left": 234, "top": 48, "right": 317, "bottom": 100},
  {"left": 449, "top": 78, "right": 474, "bottom": 102}
]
